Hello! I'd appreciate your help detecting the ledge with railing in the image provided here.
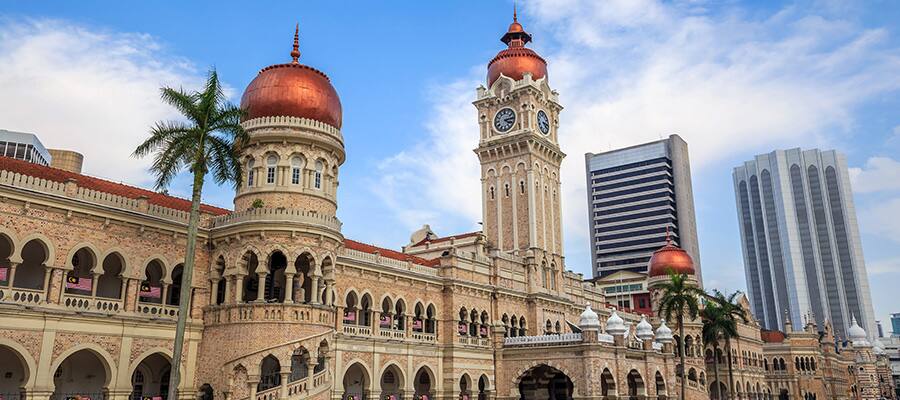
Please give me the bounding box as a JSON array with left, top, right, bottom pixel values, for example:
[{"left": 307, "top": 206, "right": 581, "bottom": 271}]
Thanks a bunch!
[
  {"left": 204, "top": 301, "right": 334, "bottom": 326},
  {"left": 341, "top": 248, "right": 438, "bottom": 277},
  {"left": 503, "top": 333, "right": 583, "bottom": 347},
  {"left": 457, "top": 335, "right": 492, "bottom": 347},
  {"left": 0, "top": 287, "right": 44, "bottom": 306},
  {"left": 210, "top": 207, "right": 342, "bottom": 231},
  {"left": 60, "top": 292, "right": 124, "bottom": 314}
]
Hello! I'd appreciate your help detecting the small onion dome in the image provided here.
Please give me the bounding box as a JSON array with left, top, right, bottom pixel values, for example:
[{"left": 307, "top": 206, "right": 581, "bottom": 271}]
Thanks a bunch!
[
  {"left": 606, "top": 310, "right": 627, "bottom": 337},
  {"left": 240, "top": 25, "right": 342, "bottom": 128},
  {"left": 579, "top": 304, "right": 601, "bottom": 330},
  {"left": 655, "top": 319, "right": 674, "bottom": 342},
  {"left": 648, "top": 231, "right": 695, "bottom": 277},
  {"left": 486, "top": 9, "right": 547, "bottom": 87},
  {"left": 636, "top": 315, "right": 654, "bottom": 341},
  {"left": 848, "top": 315, "right": 870, "bottom": 346}
]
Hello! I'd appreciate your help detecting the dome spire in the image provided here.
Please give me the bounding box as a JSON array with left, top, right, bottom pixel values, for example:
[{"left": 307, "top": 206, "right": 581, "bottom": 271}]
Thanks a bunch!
[
  {"left": 501, "top": 3, "right": 532, "bottom": 48},
  {"left": 290, "top": 23, "right": 301, "bottom": 64},
  {"left": 513, "top": 1, "right": 518, "bottom": 23}
]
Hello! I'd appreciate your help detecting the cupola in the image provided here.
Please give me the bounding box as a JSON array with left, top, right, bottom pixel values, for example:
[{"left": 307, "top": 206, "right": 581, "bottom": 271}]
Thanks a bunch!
[{"left": 486, "top": 6, "right": 548, "bottom": 87}]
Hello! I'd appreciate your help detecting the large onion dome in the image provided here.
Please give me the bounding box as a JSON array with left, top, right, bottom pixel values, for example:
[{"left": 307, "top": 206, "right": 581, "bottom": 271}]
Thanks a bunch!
[
  {"left": 648, "top": 231, "right": 695, "bottom": 277},
  {"left": 240, "top": 25, "right": 342, "bottom": 128},
  {"left": 579, "top": 304, "right": 601, "bottom": 330},
  {"left": 486, "top": 8, "right": 547, "bottom": 87}
]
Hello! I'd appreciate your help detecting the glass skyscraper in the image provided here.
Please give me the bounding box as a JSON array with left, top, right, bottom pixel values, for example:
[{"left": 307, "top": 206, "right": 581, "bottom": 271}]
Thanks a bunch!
[{"left": 733, "top": 148, "right": 875, "bottom": 339}]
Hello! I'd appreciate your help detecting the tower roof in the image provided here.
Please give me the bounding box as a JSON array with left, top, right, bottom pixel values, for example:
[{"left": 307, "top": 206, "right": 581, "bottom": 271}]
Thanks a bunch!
[{"left": 487, "top": 7, "right": 547, "bottom": 87}]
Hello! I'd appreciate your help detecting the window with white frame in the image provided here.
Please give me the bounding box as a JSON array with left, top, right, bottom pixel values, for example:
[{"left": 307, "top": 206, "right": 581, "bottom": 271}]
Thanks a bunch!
[
  {"left": 291, "top": 156, "right": 304, "bottom": 185},
  {"left": 247, "top": 159, "right": 255, "bottom": 187},
  {"left": 266, "top": 155, "right": 277, "bottom": 184},
  {"left": 314, "top": 161, "right": 323, "bottom": 189}
]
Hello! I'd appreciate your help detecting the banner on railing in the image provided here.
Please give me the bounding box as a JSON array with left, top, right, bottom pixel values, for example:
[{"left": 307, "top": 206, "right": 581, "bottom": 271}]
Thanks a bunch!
[
  {"left": 479, "top": 326, "right": 488, "bottom": 336},
  {"left": 458, "top": 322, "right": 467, "bottom": 334},
  {"left": 0, "top": 266, "right": 8, "bottom": 282},
  {"left": 139, "top": 283, "right": 162, "bottom": 298},
  {"left": 412, "top": 318, "right": 423, "bottom": 330},
  {"left": 66, "top": 275, "right": 92, "bottom": 291},
  {"left": 380, "top": 314, "right": 392, "bottom": 328},
  {"left": 344, "top": 310, "right": 356, "bottom": 323}
]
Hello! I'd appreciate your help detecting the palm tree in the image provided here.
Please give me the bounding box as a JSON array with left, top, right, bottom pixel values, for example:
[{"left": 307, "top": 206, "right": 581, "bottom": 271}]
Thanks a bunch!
[
  {"left": 702, "top": 301, "right": 735, "bottom": 400},
  {"left": 707, "top": 290, "right": 748, "bottom": 400},
  {"left": 657, "top": 271, "right": 706, "bottom": 400},
  {"left": 133, "top": 69, "right": 248, "bottom": 400}
]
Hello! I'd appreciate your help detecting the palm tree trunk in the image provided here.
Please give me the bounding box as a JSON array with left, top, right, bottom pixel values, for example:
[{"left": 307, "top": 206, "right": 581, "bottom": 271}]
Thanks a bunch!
[
  {"left": 167, "top": 168, "right": 205, "bottom": 400},
  {"left": 713, "top": 344, "right": 722, "bottom": 400},
  {"left": 726, "top": 339, "right": 735, "bottom": 400},
  {"left": 679, "top": 315, "right": 686, "bottom": 400}
]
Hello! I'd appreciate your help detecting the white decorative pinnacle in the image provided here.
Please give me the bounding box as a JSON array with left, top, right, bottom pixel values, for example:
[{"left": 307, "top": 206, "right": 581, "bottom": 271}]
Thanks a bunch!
[
  {"left": 655, "top": 319, "right": 674, "bottom": 343},
  {"left": 847, "top": 314, "right": 870, "bottom": 347},
  {"left": 579, "top": 304, "right": 601, "bottom": 331},
  {"left": 606, "top": 310, "right": 627, "bottom": 337},
  {"left": 636, "top": 315, "right": 654, "bottom": 341}
]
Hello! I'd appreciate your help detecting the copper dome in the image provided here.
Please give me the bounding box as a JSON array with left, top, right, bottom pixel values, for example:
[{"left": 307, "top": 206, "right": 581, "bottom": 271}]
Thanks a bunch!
[
  {"left": 487, "top": 10, "right": 547, "bottom": 87},
  {"left": 240, "top": 26, "right": 342, "bottom": 128},
  {"left": 648, "top": 235, "right": 695, "bottom": 277}
]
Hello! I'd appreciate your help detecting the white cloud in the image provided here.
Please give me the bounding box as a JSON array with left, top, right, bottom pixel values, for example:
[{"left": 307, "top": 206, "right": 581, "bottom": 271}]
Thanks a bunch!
[
  {"left": 848, "top": 157, "right": 900, "bottom": 193},
  {"left": 866, "top": 257, "right": 900, "bottom": 275},
  {"left": 373, "top": 1, "right": 900, "bottom": 277},
  {"left": 859, "top": 197, "right": 900, "bottom": 244},
  {"left": 0, "top": 19, "right": 207, "bottom": 187}
]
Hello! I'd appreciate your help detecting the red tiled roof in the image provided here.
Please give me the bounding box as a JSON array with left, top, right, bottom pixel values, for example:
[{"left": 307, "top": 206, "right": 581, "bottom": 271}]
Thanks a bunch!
[
  {"left": 0, "top": 156, "right": 231, "bottom": 215},
  {"left": 412, "top": 231, "right": 481, "bottom": 247},
  {"left": 761, "top": 330, "right": 786, "bottom": 343},
  {"left": 343, "top": 239, "right": 440, "bottom": 267}
]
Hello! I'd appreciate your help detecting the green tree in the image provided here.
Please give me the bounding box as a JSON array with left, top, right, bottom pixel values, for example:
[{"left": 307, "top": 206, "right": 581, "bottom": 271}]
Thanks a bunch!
[
  {"left": 657, "top": 271, "right": 706, "bottom": 400},
  {"left": 702, "top": 301, "right": 735, "bottom": 400},
  {"left": 707, "top": 290, "right": 749, "bottom": 400},
  {"left": 133, "top": 69, "right": 248, "bottom": 400}
]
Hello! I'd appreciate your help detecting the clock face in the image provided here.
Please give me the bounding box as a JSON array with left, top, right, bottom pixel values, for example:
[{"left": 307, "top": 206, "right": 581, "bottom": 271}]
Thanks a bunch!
[
  {"left": 493, "top": 108, "right": 516, "bottom": 133},
  {"left": 537, "top": 110, "right": 550, "bottom": 135}
]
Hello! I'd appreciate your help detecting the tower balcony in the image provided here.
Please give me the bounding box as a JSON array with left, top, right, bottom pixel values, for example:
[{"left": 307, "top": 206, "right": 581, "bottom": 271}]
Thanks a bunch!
[
  {"left": 210, "top": 207, "right": 342, "bottom": 233},
  {"left": 202, "top": 301, "right": 335, "bottom": 328}
]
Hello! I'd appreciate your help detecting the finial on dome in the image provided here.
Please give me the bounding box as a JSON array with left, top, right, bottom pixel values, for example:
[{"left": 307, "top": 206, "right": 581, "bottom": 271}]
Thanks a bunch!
[
  {"left": 514, "top": 1, "right": 518, "bottom": 22},
  {"left": 665, "top": 225, "right": 672, "bottom": 245},
  {"left": 290, "top": 23, "right": 301, "bottom": 63}
]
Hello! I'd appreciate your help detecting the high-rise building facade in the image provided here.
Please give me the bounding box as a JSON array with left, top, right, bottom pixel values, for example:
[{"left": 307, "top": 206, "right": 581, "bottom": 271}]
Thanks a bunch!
[
  {"left": 733, "top": 148, "right": 876, "bottom": 338},
  {"left": 892, "top": 313, "right": 900, "bottom": 337},
  {"left": 584, "top": 135, "right": 702, "bottom": 282},
  {"left": 0, "top": 129, "right": 51, "bottom": 166}
]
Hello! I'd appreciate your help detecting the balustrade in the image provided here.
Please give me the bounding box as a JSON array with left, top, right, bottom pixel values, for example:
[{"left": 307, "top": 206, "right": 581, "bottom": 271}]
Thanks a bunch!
[
  {"left": 0, "top": 287, "right": 44, "bottom": 305},
  {"left": 60, "top": 293, "right": 123, "bottom": 314}
]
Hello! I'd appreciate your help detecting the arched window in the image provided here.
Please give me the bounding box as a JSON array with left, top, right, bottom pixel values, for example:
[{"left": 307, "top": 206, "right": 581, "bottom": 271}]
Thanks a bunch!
[
  {"left": 504, "top": 183, "right": 510, "bottom": 197},
  {"left": 314, "top": 161, "right": 324, "bottom": 189},
  {"left": 519, "top": 181, "right": 525, "bottom": 194},
  {"left": 266, "top": 155, "right": 277, "bottom": 184},
  {"left": 247, "top": 159, "right": 255, "bottom": 187},
  {"left": 519, "top": 316, "right": 526, "bottom": 336},
  {"left": 489, "top": 186, "right": 495, "bottom": 200},
  {"left": 550, "top": 263, "right": 557, "bottom": 290},
  {"left": 290, "top": 156, "right": 304, "bottom": 185}
]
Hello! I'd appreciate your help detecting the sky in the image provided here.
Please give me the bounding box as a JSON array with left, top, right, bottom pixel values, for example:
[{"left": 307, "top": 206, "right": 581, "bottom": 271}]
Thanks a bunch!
[{"left": 1, "top": 1, "right": 899, "bottom": 332}]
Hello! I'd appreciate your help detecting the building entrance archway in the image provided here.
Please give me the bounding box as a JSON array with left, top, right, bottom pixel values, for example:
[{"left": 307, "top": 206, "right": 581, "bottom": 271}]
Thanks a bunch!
[
  {"left": 131, "top": 353, "right": 172, "bottom": 400},
  {"left": 0, "top": 345, "right": 29, "bottom": 400},
  {"left": 52, "top": 349, "right": 109, "bottom": 400},
  {"left": 413, "top": 367, "right": 433, "bottom": 400},
  {"left": 379, "top": 365, "right": 403, "bottom": 400},
  {"left": 343, "top": 363, "right": 369, "bottom": 400},
  {"left": 517, "top": 364, "right": 573, "bottom": 400}
]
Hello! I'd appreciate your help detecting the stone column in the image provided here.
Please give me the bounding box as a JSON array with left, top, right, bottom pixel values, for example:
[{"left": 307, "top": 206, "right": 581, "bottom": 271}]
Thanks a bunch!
[
  {"left": 90, "top": 272, "right": 101, "bottom": 297},
  {"left": 283, "top": 273, "right": 295, "bottom": 303},
  {"left": 248, "top": 380, "right": 259, "bottom": 400},
  {"left": 279, "top": 370, "right": 291, "bottom": 399},
  {"left": 255, "top": 272, "right": 268, "bottom": 302},
  {"left": 307, "top": 360, "right": 317, "bottom": 390},
  {"left": 310, "top": 276, "right": 321, "bottom": 304},
  {"left": 41, "top": 267, "right": 53, "bottom": 301},
  {"left": 118, "top": 278, "right": 128, "bottom": 303},
  {"left": 6, "top": 262, "right": 18, "bottom": 289},
  {"left": 324, "top": 280, "right": 334, "bottom": 306},
  {"left": 161, "top": 283, "right": 170, "bottom": 306},
  {"left": 224, "top": 276, "right": 233, "bottom": 304},
  {"left": 210, "top": 278, "right": 220, "bottom": 305}
]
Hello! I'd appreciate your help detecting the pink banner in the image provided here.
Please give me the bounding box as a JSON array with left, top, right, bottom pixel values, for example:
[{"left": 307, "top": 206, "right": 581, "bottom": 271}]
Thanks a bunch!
[
  {"left": 458, "top": 323, "right": 467, "bottom": 334},
  {"left": 140, "top": 283, "right": 162, "bottom": 298},
  {"left": 344, "top": 310, "right": 356, "bottom": 322},
  {"left": 480, "top": 326, "right": 488, "bottom": 336},
  {"left": 0, "top": 266, "right": 7, "bottom": 281},
  {"left": 66, "top": 275, "right": 92, "bottom": 291},
  {"left": 412, "top": 318, "right": 423, "bottom": 330},
  {"left": 380, "top": 314, "right": 392, "bottom": 327}
]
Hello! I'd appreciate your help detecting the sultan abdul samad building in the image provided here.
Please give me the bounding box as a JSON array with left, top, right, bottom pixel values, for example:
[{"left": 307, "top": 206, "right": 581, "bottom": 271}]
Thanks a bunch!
[{"left": 0, "top": 13, "right": 894, "bottom": 400}]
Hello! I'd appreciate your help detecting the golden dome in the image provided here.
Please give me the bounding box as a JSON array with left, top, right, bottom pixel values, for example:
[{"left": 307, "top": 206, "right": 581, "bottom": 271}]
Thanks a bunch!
[
  {"left": 240, "top": 25, "right": 342, "bottom": 128},
  {"left": 648, "top": 234, "right": 695, "bottom": 277},
  {"left": 487, "top": 9, "right": 547, "bottom": 87}
]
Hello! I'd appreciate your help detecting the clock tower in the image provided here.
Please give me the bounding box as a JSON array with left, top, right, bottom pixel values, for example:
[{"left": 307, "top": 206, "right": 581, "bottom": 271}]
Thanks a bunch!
[{"left": 474, "top": 11, "right": 565, "bottom": 293}]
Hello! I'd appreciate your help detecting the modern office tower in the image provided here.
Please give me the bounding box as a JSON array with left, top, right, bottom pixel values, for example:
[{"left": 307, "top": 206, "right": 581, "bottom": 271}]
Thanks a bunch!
[
  {"left": 892, "top": 313, "right": 900, "bottom": 337},
  {"left": 584, "top": 134, "right": 702, "bottom": 282},
  {"left": 0, "top": 129, "right": 51, "bottom": 166},
  {"left": 733, "top": 148, "right": 876, "bottom": 339}
]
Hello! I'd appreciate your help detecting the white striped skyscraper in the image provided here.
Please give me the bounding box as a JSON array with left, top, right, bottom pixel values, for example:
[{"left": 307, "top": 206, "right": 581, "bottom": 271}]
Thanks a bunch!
[{"left": 733, "top": 148, "right": 876, "bottom": 339}]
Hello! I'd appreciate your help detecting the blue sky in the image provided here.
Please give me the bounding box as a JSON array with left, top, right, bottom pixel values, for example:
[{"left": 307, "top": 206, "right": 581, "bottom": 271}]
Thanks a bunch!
[{"left": 1, "top": 1, "right": 899, "bottom": 332}]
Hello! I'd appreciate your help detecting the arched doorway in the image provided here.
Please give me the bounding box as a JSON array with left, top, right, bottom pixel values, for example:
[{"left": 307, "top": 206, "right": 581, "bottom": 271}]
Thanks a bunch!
[
  {"left": 413, "top": 367, "right": 434, "bottom": 400},
  {"left": 477, "top": 375, "right": 490, "bottom": 400},
  {"left": 655, "top": 372, "right": 666, "bottom": 400},
  {"left": 343, "top": 363, "right": 369, "bottom": 400},
  {"left": 626, "top": 370, "right": 644, "bottom": 399},
  {"left": 459, "top": 374, "right": 472, "bottom": 400},
  {"left": 517, "top": 365, "right": 573, "bottom": 400},
  {"left": 710, "top": 381, "right": 727, "bottom": 400},
  {"left": 131, "top": 353, "right": 172, "bottom": 400},
  {"left": 0, "top": 345, "right": 29, "bottom": 400},
  {"left": 257, "top": 355, "right": 280, "bottom": 392},
  {"left": 52, "top": 349, "right": 109, "bottom": 400},
  {"left": 379, "top": 365, "right": 403, "bottom": 400},
  {"left": 600, "top": 369, "right": 615, "bottom": 397}
]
